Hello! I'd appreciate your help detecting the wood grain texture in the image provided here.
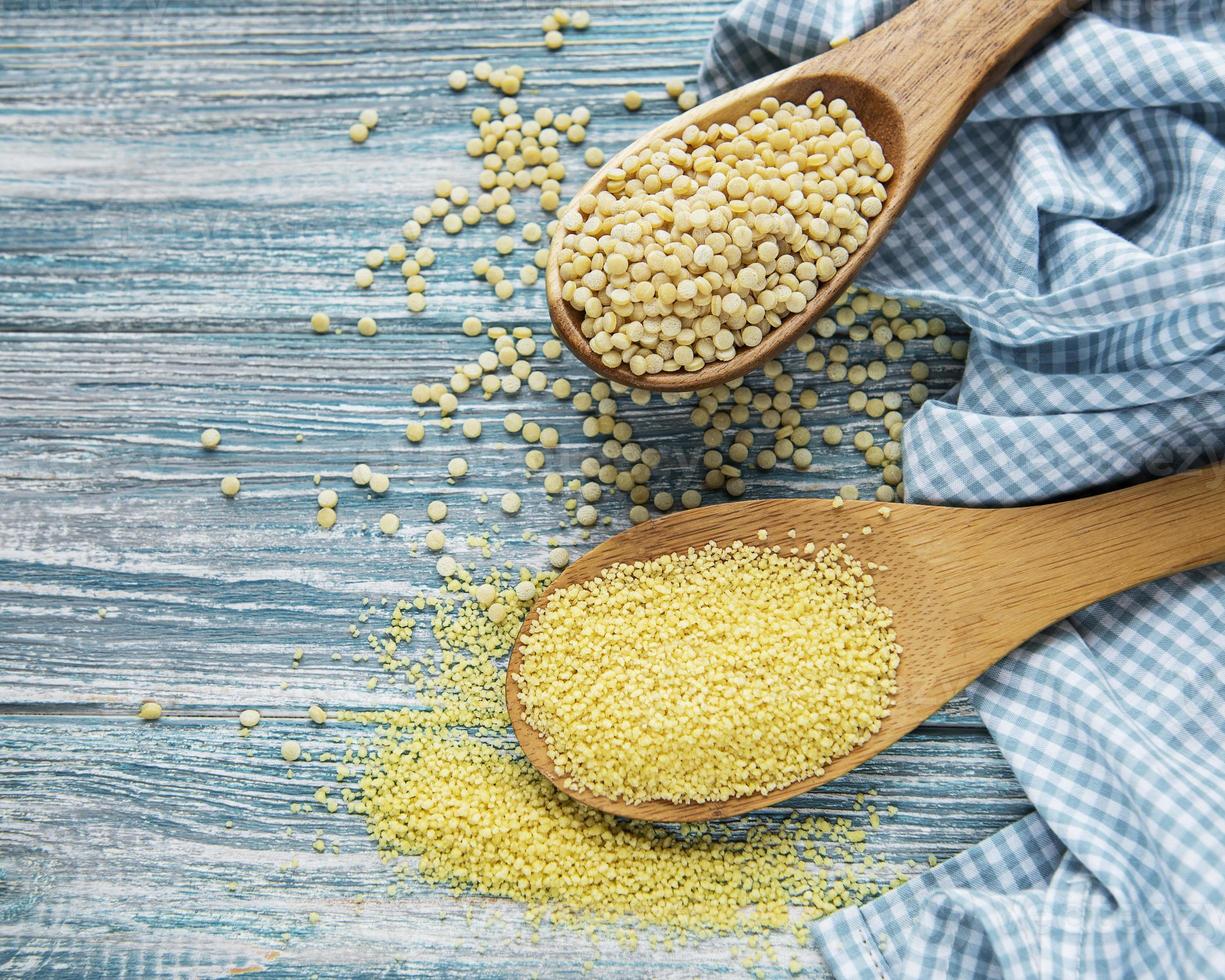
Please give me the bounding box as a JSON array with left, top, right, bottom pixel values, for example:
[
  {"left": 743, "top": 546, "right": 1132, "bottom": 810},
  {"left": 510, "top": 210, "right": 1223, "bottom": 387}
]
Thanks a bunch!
[
  {"left": 546, "top": 0, "right": 1078, "bottom": 390},
  {"left": 0, "top": 717, "right": 1031, "bottom": 978},
  {"left": 0, "top": 1, "right": 1017, "bottom": 976},
  {"left": 509, "top": 467, "right": 1225, "bottom": 821}
]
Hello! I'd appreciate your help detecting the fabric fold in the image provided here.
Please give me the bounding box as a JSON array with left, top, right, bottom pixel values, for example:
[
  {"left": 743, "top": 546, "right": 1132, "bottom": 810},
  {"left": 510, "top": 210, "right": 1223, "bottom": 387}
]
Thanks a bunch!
[{"left": 700, "top": 1, "right": 1225, "bottom": 976}]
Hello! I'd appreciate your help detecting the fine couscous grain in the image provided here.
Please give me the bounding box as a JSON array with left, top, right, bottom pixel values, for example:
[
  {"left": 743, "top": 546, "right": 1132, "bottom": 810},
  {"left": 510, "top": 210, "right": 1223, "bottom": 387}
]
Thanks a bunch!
[
  {"left": 515, "top": 540, "right": 899, "bottom": 804},
  {"left": 336, "top": 559, "right": 903, "bottom": 937},
  {"left": 359, "top": 726, "right": 880, "bottom": 934},
  {"left": 137, "top": 700, "right": 162, "bottom": 721}
]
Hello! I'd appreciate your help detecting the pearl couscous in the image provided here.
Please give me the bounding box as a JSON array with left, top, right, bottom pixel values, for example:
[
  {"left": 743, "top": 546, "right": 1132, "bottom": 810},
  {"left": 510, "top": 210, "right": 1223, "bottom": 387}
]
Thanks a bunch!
[
  {"left": 379, "top": 513, "right": 401, "bottom": 535},
  {"left": 556, "top": 92, "right": 891, "bottom": 375}
]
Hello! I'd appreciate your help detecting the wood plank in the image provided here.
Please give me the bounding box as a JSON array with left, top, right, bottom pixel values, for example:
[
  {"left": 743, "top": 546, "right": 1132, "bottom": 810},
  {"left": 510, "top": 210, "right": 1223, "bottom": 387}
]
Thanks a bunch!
[
  {"left": 0, "top": 716, "right": 1031, "bottom": 978},
  {"left": 0, "top": 0, "right": 725, "bottom": 335},
  {"left": 0, "top": 331, "right": 972, "bottom": 719}
]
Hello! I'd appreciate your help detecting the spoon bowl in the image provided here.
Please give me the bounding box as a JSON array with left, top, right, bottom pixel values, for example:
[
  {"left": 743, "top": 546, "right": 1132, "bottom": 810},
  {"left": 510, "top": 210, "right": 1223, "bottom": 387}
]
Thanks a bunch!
[
  {"left": 546, "top": 74, "right": 908, "bottom": 393},
  {"left": 546, "top": 0, "right": 1081, "bottom": 391},
  {"left": 508, "top": 465, "right": 1225, "bottom": 822}
]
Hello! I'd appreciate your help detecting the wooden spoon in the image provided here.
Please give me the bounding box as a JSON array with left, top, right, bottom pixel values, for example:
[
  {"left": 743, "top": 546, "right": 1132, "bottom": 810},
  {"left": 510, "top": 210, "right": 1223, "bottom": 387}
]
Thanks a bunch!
[
  {"left": 508, "top": 464, "right": 1225, "bottom": 822},
  {"left": 546, "top": 0, "right": 1081, "bottom": 391}
]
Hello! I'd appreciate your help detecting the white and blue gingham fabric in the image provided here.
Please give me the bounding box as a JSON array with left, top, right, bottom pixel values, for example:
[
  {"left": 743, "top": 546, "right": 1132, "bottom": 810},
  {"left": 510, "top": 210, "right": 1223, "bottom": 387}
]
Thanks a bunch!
[{"left": 702, "top": 2, "right": 1225, "bottom": 977}]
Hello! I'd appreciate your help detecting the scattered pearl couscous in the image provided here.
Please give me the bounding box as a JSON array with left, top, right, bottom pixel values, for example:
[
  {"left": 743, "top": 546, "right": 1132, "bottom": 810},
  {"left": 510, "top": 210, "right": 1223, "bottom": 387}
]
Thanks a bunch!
[{"left": 137, "top": 700, "right": 162, "bottom": 721}]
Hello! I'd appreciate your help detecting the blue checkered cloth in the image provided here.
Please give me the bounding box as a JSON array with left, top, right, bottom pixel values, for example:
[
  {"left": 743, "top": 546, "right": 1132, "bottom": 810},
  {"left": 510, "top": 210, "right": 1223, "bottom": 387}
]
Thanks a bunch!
[{"left": 702, "top": 2, "right": 1225, "bottom": 977}]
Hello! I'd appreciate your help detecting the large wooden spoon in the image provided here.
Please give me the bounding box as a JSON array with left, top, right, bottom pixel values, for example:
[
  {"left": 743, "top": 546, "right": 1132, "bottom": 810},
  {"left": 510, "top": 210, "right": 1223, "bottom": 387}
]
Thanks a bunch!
[
  {"left": 546, "top": 0, "right": 1081, "bottom": 391},
  {"left": 508, "top": 464, "right": 1225, "bottom": 822}
]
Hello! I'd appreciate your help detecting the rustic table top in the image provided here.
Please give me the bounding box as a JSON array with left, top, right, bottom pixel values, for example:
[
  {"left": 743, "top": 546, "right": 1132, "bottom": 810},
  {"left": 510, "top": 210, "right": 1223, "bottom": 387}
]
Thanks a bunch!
[{"left": 0, "top": 1, "right": 1028, "bottom": 976}]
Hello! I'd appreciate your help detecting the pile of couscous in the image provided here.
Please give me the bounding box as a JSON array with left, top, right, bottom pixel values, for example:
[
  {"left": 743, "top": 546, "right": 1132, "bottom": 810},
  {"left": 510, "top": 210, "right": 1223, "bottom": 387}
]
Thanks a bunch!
[
  {"left": 335, "top": 565, "right": 907, "bottom": 940},
  {"left": 515, "top": 539, "right": 900, "bottom": 804}
]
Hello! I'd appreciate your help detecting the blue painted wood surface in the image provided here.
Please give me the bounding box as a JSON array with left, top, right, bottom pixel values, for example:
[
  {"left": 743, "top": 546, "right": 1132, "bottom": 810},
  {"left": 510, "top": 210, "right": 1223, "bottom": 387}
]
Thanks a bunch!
[{"left": 0, "top": 1, "right": 1027, "bottom": 976}]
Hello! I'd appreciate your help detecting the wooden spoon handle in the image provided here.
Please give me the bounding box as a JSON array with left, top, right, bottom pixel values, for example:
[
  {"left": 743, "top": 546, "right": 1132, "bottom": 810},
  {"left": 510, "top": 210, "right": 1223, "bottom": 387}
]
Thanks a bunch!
[
  {"left": 820, "top": 0, "right": 1083, "bottom": 164},
  {"left": 943, "top": 463, "right": 1225, "bottom": 662}
]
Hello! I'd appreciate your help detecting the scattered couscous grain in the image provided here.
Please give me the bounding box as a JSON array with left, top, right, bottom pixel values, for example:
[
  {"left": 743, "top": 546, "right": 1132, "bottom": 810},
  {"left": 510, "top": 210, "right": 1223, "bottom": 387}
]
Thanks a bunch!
[
  {"left": 332, "top": 555, "right": 902, "bottom": 938},
  {"left": 137, "top": 700, "right": 162, "bottom": 721},
  {"left": 379, "top": 513, "right": 401, "bottom": 536},
  {"left": 200, "top": 427, "right": 221, "bottom": 450},
  {"left": 220, "top": 475, "right": 241, "bottom": 497}
]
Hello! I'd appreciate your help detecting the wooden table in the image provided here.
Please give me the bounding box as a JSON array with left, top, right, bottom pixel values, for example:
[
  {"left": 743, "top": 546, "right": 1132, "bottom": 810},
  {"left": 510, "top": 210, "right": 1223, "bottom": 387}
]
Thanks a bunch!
[{"left": 0, "top": 1, "right": 1030, "bottom": 975}]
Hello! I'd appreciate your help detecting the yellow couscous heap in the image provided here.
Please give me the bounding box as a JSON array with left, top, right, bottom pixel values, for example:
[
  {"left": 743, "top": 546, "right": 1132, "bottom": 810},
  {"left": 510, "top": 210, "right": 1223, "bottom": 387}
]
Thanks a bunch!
[
  {"left": 332, "top": 565, "right": 903, "bottom": 938},
  {"left": 515, "top": 540, "right": 900, "bottom": 804},
  {"left": 356, "top": 728, "right": 873, "bottom": 935}
]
